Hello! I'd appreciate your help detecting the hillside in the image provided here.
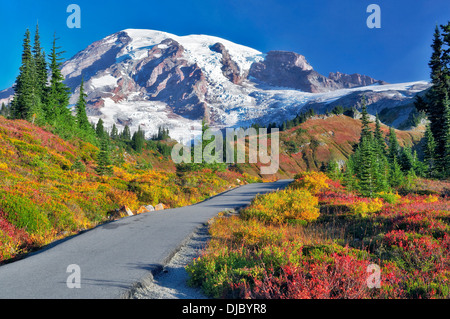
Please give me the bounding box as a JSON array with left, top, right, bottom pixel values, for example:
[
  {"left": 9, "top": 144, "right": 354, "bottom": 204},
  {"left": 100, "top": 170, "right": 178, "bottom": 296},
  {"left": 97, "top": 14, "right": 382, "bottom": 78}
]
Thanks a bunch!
[
  {"left": 235, "top": 114, "right": 425, "bottom": 179},
  {"left": 0, "top": 116, "right": 258, "bottom": 263},
  {"left": 0, "top": 112, "right": 428, "bottom": 263}
]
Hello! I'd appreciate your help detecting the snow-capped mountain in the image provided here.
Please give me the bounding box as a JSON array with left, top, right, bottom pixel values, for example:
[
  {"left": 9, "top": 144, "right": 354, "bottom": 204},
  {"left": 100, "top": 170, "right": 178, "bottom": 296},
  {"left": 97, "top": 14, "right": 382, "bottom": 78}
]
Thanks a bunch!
[{"left": 1, "top": 29, "right": 431, "bottom": 141}]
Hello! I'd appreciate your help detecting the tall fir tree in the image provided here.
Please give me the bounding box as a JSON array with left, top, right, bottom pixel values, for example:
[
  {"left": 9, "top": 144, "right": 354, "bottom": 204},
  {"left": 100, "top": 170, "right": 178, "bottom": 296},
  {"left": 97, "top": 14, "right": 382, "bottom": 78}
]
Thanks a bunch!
[
  {"left": 10, "top": 29, "right": 43, "bottom": 123},
  {"left": 416, "top": 24, "right": 450, "bottom": 177},
  {"left": 443, "top": 91, "right": 450, "bottom": 177},
  {"left": 359, "top": 96, "right": 372, "bottom": 142},
  {"left": 96, "top": 118, "right": 105, "bottom": 139},
  {"left": 95, "top": 138, "right": 113, "bottom": 176},
  {"left": 0, "top": 102, "right": 7, "bottom": 117},
  {"left": 343, "top": 156, "right": 358, "bottom": 191},
  {"left": 346, "top": 98, "right": 392, "bottom": 196},
  {"left": 75, "top": 77, "right": 91, "bottom": 131},
  {"left": 121, "top": 125, "right": 131, "bottom": 141},
  {"left": 423, "top": 124, "right": 435, "bottom": 177},
  {"left": 389, "top": 157, "right": 404, "bottom": 188},
  {"left": 32, "top": 23, "right": 48, "bottom": 104},
  {"left": 46, "top": 33, "right": 72, "bottom": 127},
  {"left": 131, "top": 126, "right": 145, "bottom": 153},
  {"left": 110, "top": 124, "right": 119, "bottom": 140},
  {"left": 388, "top": 127, "right": 400, "bottom": 165},
  {"left": 356, "top": 136, "right": 377, "bottom": 197},
  {"left": 374, "top": 113, "right": 387, "bottom": 156}
]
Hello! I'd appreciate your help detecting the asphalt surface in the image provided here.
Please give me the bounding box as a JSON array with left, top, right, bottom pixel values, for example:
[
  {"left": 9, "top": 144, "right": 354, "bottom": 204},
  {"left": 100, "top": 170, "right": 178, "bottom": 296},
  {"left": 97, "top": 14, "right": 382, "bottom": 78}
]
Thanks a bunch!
[{"left": 0, "top": 179, "right": 292, "bottom": 299}]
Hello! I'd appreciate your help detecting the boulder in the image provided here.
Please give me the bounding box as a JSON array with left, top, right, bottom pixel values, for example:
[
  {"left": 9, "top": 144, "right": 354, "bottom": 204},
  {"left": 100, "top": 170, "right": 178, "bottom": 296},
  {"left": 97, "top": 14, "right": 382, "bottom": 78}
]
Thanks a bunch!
[
  {"left": 135, "top": 206, "right": 149, "bottom": 215},
  {"left": 155, "top": 203, "right": 165, "bottom": 211},
  {"left": 123, "top": 205, "right": 134, "bottom": 216}
]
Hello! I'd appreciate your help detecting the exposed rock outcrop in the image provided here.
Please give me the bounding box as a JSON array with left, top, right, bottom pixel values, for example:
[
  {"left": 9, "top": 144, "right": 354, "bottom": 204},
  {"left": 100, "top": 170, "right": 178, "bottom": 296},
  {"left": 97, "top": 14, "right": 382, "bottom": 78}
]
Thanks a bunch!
[
  {"left": 210, "top": 42, "right": 242, "bottom": 84},
  {"left": 329, "top": 71, "right": 387, "bottom": 88},
  {"left": 249, "top": 51, "right": 341, "bottom": 93}
]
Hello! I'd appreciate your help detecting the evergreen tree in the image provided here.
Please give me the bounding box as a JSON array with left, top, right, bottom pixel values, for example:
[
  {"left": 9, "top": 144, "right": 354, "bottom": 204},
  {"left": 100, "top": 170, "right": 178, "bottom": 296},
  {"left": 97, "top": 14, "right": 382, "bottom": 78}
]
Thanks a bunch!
[
  {"left": 399, "top": 146, "right": 415, "bottom": 173},
  {"left": 357, "top": 136, "right": 377, "bottom": 197},
  {"left": 343, "top": 157, "right": 358, "bottom": 191},
  {"left": 388, "top": 127, "right": 400, "bottom": 165},
  {"left": 443, "top": 91, "right": 450, "bottom": 177},
  {"left": 10, "top": 29, "right": 43, "bottom": 122},
  {"left": 131, "top": 126, "right": 145, "bottom": 153},
  {"left": 326, "top": 160, "right": 341, "bottom": 180},
  {"left": 32, "top": 23, "right": 48, "bottom": 104},
  {"left": 75, "top": 77, "right": 91, "bottom": 131},
  {"left": 359, "top": 96, "right": 372, "bottom": 142},
  {"left": 96, "top": 118, "right": 105, "bottom": 139},
  {"left": 0, "top": 102, "right": 7, "bottom": 117},
  {"left": 110, "top": 124, "right": 119, "bottom": 140},
  {"left": 46, "top": 33, "right": 72, "bottom": 126},
  {"left": 121, "top": 125, "right": 131, "bottom": 141},
  {"left": 374, "top": 152, "right": 390, "bottom": 192},
  {"left": 415, "top": 24, "right": 450, "bottom": 177},
  {"left": 424, "top": 125, "right": 436, "bottom": 177},
  {"left": 389, "top": 157, "right": 404, "bottom": 188},
  {"left": 374, "top": 114, "right": 387, "bottom": 156},
  {"left": 95, "top": 138, "right": 113, "bottom": 176},
  {"left": 346, "top": 98, "right": 392, "bottom": 196}
]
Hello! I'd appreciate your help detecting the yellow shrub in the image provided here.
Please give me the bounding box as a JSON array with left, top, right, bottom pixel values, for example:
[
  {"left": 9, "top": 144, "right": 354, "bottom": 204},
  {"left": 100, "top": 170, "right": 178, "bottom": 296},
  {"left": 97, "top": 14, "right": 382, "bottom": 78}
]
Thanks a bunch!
[
  {"left": 113, "top": 166, "right": 135, "bottom": 182},
  {"left": 0, "top": 162, "right": 7, "bottom": 170},
  {"left": 291, "top": 171, "right": 329, "bottom": 194},
  {"left": 424, "top": 195, "right": 439, "bottom": 203},
  {"left": 242, "top": 188, "right": 320, "bottom": 224},
  {"left": 350, "top": 198, "right": 384, "bottom": 217}
]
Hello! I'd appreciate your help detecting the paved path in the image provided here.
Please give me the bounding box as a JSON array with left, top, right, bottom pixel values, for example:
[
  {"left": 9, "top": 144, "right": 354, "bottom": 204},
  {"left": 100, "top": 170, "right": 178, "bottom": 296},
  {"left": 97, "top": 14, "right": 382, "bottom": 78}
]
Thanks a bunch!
[{"left": 0, "top": 180, "right": 292, "bottom": 299}]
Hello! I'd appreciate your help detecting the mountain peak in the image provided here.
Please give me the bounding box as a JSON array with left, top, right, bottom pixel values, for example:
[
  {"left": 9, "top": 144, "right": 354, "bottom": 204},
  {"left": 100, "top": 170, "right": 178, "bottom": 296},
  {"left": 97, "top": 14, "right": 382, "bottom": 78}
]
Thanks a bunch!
[{"left": 1, "top": 28, "right": 430, "bottom": 141}]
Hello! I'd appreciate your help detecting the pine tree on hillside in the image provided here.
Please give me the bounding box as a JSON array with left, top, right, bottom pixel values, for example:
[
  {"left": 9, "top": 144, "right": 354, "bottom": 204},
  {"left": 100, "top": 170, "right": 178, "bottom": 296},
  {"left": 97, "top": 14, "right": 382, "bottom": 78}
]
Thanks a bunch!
[
  {"left": 416, "top": 24, "right": 450, "bottom": 177},
  {"left": 131, "top": 126, "right": 145, "bottom": 153},
  {"left": 388, "top": 127, "right": 400, "bottom": 165},
  {"left": 121, "top": 125, "right": 131, "bottom": 141},
  {"left": 443, "top": 91, "right": 450, "bottom": 177},
  {"left": 46, "top": 33, "right": 72, "bottom": 126},
  {"left": 110, "top": 124, "right": 119, "bottom": 140},
  {"left": 75, "top": 77, "right": 91, "bottom": 131},
  {"left": 96, "top": 118, "right": 105, "bottom": 139},
  {"left": 399, "top": 146, "right": 415, "bottom": 173},
  {"left": 345, "top": 96, "right": 393, "bottom": 196},
  {"left": 423, "top": 124, "right": 436, "bottom": 177},
  {"left": 389, "top": 157, "right": 404, "bottom": 188},
  {"left": 95, "top": 138, "right": 113, "bottom": 176},
  {"left": 343, "top": 156, "right": 358, "bottom": 191},
  {"left": 374, "top": 114, "right": 387, "bottom": 156},
  {"left": 356, "top": 136, "right": 377, "bottom": 197},
  {"left": 32, "top": 23, "right": 48, "bottom": 104},
  {"left": 10, "top": 29, "right": 43, "bottom": 123},
  {"left": 359, "top": 96, "right": 372, "bottom": 142},
  {"left": 0, "top": 102, "right": 8, "bottom": 117}
]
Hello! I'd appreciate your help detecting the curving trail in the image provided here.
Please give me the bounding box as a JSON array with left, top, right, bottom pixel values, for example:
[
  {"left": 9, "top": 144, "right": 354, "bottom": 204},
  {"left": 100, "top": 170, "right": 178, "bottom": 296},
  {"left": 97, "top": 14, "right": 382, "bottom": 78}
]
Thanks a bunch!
[{"left": 0, "top": 180, "right": 292, "bottom": 299}]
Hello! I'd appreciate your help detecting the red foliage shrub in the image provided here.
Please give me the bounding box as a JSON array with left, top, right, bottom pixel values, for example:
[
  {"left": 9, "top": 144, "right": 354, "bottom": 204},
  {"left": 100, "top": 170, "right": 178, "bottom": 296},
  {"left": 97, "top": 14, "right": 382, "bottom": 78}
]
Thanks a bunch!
[{"left": 237, "top": 253, "right": 372, "bottom": 299}]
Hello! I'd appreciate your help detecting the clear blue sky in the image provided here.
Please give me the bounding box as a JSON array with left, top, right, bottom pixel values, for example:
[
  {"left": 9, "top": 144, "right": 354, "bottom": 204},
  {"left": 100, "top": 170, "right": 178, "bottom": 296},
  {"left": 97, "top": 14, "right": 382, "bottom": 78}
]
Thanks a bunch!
[{"left": 1, "top": 0, "right": 449, "bottom": 90}]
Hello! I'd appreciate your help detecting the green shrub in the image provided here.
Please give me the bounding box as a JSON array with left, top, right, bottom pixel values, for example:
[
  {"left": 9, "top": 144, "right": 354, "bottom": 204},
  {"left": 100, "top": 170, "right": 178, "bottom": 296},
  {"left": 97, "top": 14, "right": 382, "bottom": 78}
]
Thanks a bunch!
[{"left": 0, "top": 192, "right": 51, "bottom": 235}]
